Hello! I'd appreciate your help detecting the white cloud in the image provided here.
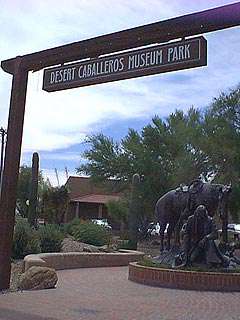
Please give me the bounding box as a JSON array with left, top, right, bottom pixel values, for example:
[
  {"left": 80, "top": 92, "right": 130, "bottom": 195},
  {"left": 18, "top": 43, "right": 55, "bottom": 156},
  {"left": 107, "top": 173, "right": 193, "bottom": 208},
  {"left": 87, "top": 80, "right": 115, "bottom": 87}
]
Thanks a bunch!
[
  {"left": 41, "top": 152, "right": 83, "bottom": 162},
  {"left": 23, "top": 72, "right": 153, "bottom": 152}
]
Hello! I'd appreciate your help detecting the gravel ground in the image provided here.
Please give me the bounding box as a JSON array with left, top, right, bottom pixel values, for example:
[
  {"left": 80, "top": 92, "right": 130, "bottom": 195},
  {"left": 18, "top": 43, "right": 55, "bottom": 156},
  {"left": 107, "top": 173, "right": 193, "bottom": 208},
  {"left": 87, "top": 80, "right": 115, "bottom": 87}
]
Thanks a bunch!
[
  {"left": 0, "top": 260, "right": 23, "bottom": 294},
  {"left": 10, "top": 260, "right": 23, "bottom": 291}
]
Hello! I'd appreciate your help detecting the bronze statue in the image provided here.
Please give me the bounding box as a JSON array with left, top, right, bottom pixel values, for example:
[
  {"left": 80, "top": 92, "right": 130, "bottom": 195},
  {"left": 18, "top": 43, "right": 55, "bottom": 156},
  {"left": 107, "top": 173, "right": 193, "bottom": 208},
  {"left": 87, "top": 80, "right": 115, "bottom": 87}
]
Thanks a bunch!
[
  {"left": 178, "top": 205, "right": 229, "bottom": 268},
  {"left": 155, "top": 179, "right": 231, "bottom": 252}
]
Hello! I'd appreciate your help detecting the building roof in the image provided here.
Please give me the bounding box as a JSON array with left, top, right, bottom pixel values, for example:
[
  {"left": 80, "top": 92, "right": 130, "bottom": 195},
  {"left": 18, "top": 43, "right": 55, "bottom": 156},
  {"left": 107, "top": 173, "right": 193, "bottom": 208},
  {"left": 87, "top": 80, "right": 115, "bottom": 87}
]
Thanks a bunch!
[
  {"left": 71, "top": 194, "right": 121, "bottom": 204},
  {"left": 66, "top": 176, "right": 122, "bottom": 202}
]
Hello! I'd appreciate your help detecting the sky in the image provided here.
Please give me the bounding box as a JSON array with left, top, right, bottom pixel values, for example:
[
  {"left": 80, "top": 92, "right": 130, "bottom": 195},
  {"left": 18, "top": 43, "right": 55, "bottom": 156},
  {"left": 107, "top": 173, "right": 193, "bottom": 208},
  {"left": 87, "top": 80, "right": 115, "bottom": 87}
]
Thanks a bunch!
[{"left": 0, "top": 0, "right": 240, "bottom": 186}]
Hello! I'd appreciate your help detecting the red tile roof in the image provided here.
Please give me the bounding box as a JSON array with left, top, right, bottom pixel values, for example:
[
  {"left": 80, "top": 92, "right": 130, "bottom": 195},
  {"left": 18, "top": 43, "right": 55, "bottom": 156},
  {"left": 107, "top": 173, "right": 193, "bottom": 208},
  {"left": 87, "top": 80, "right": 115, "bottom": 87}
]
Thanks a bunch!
[
  {"left": 71, "top": 194, "right": 121, "bottom": 204},
  {"left": 66, "top": 176, "right": 122, "bottom": 200}
]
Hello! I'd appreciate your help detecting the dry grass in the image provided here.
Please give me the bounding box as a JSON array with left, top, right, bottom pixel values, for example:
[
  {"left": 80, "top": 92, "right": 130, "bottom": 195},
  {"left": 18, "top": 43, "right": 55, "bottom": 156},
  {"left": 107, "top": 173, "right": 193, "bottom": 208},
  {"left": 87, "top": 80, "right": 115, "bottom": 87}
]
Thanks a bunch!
[
  {"left": 10, "top": 260, "right": 24, "bottom": 291},
  {"left": 0, "top": 260, "right": 24, "bottom": 293}
]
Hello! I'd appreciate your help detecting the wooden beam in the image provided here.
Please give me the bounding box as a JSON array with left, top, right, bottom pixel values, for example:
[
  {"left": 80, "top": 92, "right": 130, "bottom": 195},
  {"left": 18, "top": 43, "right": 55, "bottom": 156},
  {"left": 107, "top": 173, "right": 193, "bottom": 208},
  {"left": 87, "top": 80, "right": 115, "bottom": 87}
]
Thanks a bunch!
[
  {"left": 2, "top": 2, "right": 240, "bottom": 74},
  {"left": 0, "top": 57, "right": 28, "bottom": 289}
]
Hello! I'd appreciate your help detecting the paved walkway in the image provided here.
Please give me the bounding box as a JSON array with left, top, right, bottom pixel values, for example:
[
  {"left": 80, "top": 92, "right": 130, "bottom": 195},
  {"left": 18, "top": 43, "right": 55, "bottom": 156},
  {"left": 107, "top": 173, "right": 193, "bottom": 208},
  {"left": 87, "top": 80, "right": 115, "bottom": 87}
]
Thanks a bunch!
[{"left": 0, "top": 267, "right": 240, "bottom": 320}]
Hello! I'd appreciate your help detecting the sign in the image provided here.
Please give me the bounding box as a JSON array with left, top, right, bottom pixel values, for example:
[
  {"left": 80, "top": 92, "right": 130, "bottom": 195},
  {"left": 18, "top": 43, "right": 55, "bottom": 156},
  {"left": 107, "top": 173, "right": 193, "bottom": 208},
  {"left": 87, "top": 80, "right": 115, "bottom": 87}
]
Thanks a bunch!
[{"left": 43, "top": 36, "right": 207, "bottom": 92}]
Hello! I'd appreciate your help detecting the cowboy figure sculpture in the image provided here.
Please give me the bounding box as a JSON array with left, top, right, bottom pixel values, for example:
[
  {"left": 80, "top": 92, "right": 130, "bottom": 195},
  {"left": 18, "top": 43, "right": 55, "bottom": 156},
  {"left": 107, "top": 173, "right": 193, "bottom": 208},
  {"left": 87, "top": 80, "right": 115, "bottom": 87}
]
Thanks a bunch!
[{"left": 177, "top": 205, "right": 229, "bottom": 268}]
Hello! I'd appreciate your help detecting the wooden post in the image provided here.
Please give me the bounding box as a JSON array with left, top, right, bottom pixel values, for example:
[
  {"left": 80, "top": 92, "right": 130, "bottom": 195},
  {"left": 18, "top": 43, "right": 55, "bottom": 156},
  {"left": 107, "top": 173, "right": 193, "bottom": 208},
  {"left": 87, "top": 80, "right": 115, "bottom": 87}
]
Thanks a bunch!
[
  {"left": 75, "top": 202, "right": 80, "bottom": 218},
  {"left": 0, "top": 127, "right": 7, "bottom": 189},
  {"left": 98, "top": 204, "right": 103, "bottom": 219},
  {"left": 0, "top": 57, "right": 28, "bottom": 290}
]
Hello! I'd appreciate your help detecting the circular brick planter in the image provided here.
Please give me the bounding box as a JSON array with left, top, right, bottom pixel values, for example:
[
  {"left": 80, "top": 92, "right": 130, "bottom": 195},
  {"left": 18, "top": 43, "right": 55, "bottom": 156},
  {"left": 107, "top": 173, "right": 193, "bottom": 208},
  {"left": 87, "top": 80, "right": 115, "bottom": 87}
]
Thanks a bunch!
[{"left": 129, "top": 262, "right": 240, "bottom": 291}]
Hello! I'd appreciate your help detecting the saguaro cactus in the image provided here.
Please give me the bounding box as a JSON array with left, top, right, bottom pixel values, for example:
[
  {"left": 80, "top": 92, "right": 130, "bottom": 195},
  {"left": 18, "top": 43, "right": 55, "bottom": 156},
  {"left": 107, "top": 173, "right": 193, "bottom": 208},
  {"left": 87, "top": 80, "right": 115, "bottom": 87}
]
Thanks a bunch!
[
  {"left": 28, "top": 152, "right": 39, "bottom": 227},
  {"left": 129, "top": 173, "right": 141, "bottom": 250}
]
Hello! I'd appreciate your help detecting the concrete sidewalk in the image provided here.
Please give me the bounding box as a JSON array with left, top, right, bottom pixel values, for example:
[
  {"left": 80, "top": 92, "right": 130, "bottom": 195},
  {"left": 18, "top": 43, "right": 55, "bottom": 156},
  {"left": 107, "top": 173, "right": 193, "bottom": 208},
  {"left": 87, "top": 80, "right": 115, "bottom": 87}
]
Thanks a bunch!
[{"left": 0, "top": 266, "right": 239, "bottom": 320}]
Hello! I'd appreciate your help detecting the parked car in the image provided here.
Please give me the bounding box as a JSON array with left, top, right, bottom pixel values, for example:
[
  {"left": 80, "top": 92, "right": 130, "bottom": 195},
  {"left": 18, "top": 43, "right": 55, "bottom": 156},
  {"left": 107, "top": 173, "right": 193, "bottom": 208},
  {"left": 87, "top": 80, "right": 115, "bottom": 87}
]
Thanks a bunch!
[
  {"left": 147, "top": 222, "right": 160, "bottom": 236},
  {"left": 145, "top": 222, "right": 169, "bottom": 236},
  {"left": 228, "top": 224, "right": 240, "bottom": 232},
  {"left": 138, "top": 221, "right": 171, "bottom": 240},
  {"left": 218, "top": 224, "right": 240, "bottom": 241},
  {"left": 91, "top": 219, "right": 112, "bottom": 230}
]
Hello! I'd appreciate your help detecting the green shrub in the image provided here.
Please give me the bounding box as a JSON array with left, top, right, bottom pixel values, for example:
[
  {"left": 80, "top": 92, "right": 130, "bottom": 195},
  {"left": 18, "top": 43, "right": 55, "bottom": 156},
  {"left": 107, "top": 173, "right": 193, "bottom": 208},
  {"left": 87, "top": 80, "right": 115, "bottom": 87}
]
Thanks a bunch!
[
  {"left": 138, "top": 257, "right": 168, "bottom": 268},
  {"left": 38, "top": 224, "right": 64, "bottom": 253},
  {"left": 12, "top": 217, "right": 41, "bottom": 259},
  {"left": 64, "top": 217, "right": 82, "bottom": 236},
  {"left": 119, "top": 230, "right": 130, "bottom": 240},
  {"left": 73, "top": 221, "right": 111, "bottom": 246},
  {"left": 117, "top": 239, "right": 138, "bottom": 250}
]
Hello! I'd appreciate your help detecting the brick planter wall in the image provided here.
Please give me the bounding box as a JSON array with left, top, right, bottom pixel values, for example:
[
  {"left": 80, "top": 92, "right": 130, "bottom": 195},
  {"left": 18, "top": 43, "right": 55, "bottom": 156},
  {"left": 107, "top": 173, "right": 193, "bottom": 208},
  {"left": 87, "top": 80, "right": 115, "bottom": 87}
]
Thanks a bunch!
[{"left": 129, "top": 262, "right": 240, "bottom": 291}]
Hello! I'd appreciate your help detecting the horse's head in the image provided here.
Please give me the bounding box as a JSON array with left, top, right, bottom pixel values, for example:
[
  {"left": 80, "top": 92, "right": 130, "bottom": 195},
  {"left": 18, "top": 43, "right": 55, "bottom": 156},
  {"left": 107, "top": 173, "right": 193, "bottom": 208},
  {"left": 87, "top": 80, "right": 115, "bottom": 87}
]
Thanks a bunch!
[{"left": 218, "top": 184, "right": 232, "bottom": 219}]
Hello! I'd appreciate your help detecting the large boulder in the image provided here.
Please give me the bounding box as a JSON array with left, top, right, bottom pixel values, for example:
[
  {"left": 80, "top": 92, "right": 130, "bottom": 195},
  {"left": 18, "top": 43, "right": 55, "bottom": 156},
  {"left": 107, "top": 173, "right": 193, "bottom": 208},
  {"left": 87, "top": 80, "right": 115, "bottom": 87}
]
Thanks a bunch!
[{"left": 18, "top": 266, "right": 58, "bottom": 290}]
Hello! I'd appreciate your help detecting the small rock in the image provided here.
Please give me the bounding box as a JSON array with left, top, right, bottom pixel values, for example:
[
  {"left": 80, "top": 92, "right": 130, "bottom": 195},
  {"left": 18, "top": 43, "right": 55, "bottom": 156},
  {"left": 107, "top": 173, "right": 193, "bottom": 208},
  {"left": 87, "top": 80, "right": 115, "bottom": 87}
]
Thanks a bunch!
[
  {"left": 83, "top": 244, "right": 101, "bottom": 252},
  {"left": 97, "top": 245, "right": 109, "bottom": 252},
  {"left": 61, "top": 237, "right": 85, "bottom": 252},
  {"left": 144, "top": 254, "right": 152, "bottom": 259},
  {"left": 151, "top": 240, "right": 161, "bottom": 246},
  {"left": 18, "top": 266, "right": 58, "bottom": 290}
]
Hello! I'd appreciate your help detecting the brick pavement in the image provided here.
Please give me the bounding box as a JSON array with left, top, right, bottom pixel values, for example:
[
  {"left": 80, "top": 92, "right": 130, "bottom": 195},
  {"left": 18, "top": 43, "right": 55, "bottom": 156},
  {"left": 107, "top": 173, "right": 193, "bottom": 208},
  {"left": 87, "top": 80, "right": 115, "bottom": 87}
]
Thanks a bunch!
[{"left": 0, "top": 267, "right": 240, "bottom": 320}]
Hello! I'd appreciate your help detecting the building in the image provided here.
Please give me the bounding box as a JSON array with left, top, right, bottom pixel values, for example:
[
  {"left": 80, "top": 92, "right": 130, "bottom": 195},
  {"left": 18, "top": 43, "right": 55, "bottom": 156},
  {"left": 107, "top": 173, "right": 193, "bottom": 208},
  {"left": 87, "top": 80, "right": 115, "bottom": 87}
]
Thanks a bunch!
[{"left": 65, "top": 176, "right": 122, "bottom": 224}]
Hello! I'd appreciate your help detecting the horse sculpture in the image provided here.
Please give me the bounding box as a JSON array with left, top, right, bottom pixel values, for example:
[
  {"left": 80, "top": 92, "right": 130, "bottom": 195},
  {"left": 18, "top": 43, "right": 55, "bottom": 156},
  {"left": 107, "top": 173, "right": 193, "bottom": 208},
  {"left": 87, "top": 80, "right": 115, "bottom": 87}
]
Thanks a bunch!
[{"left": 155, "top": 179, "right": 232, "bottom": 252}]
